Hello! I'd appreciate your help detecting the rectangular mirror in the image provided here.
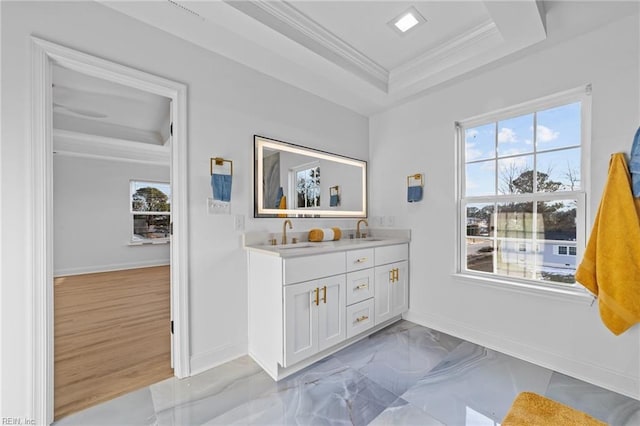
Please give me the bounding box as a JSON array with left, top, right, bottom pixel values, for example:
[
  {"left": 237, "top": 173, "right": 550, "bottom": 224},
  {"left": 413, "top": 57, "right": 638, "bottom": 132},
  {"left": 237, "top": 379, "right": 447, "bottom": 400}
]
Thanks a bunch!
[{"left": 254, "top": 135, "right": 367, "bottom": 218}]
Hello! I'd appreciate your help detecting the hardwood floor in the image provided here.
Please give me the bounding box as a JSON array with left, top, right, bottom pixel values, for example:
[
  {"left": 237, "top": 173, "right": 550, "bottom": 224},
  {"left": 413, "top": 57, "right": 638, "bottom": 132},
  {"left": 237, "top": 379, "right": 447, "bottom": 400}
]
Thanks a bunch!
[{"left": 54, "top": 266, "right": 173, "bottom": 420}]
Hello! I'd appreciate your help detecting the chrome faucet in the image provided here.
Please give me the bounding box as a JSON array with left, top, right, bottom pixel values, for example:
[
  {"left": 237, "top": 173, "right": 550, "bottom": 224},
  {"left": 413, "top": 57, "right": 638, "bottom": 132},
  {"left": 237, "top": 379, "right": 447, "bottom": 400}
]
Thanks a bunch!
[
  {"left": 356, "top": 219, "right": 368, "bottom": 239},
  {"left": 282, "top": 219, "right": 293, "bottom": 245}
]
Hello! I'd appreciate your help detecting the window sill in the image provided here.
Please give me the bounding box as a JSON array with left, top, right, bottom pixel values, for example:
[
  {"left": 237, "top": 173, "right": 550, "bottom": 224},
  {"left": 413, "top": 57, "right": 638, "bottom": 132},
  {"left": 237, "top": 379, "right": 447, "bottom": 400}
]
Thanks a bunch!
[
  {"left": 128, "top": 239, "right": 170, "bottom": 246},
  {"left": 451, "top": 272, "right": 595, "bottom": 304}
]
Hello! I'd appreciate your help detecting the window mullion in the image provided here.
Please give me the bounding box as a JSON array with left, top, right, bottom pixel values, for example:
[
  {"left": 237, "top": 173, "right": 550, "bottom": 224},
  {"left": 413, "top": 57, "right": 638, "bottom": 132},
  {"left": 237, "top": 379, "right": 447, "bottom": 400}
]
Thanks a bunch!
[
  {"left": 533, "top": 111, "right": 538, "bottom": 193},
  {"left": 494, "top": 121, "right": 499, "bottom": 196},
  {"left": 532, "top": 197, "right": 538, "bottom": 280}
]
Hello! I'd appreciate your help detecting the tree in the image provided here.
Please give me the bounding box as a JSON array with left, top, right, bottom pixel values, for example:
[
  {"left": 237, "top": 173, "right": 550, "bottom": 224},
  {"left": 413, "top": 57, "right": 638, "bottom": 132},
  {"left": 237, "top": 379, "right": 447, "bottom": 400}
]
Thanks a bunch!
[
  {"left": 563, "top": 161, "right": 580, "bottom": 191},
  {"left": 132, "top": 187, "right": 170, "bottom": 237},
  {"left": 511, "top": 170, "right": 562, "bottom": 194},
  {"left": 296, "top": 166, "right": 320, "bottom": 208},
  {"left": 499, "top": 162, "right": 523, "bottom": 195},
  {"left": 132, "top": 187, "right": 170, "bottom": 212},
  {"left": 497, "top": 169, "right": 567, "bottom": 237}
]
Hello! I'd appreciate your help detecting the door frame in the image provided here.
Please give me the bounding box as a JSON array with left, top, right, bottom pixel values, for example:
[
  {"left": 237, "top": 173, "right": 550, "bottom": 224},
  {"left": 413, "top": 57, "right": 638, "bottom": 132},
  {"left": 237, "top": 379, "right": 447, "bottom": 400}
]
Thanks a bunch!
[{"left": 30, "top": 37, "right": 190, "bottom": 425}]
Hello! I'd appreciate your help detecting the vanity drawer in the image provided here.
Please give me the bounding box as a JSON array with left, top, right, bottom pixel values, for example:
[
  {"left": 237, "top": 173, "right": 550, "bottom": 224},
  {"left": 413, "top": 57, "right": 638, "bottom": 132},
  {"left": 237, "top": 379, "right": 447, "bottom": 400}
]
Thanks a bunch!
[
  {"left": 346, "top": 248, "right": 374, "bottom": 272},
  {"left": 346, "top": 268, "right": 374, "bottom": 305},
  {"left": 346, "top": 298, "right": 375, "bottom": 339},
  {"left": 375, "top": 244, "right": 408, "bottom": 266},
  {"left": 284, "top": 252, "right": 346, "bottom": 285}
]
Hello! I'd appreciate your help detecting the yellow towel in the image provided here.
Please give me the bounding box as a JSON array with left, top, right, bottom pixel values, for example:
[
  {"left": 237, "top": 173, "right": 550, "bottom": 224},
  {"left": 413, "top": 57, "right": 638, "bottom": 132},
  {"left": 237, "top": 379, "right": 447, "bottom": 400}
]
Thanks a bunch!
[
  {"left": 308, "top": 227, "right": 342, "bottom": 242},
  {"left": 576, "top": 153, "right": 640, "bottom": 335}
]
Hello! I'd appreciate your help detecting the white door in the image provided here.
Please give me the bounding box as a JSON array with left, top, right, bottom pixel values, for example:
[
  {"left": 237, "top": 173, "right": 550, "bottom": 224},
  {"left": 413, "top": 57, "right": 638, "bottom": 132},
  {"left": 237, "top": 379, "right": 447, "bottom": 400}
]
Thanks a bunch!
[
  {"left": 391, "top": 261, "right": 409, "bottom": 317},
  {"left": 374, "top": 265, "right": 394, "bottom": 325},
  {"left": 317, "top": 275, "right": 346, "bottom": 352},
  {"left": 284, "top": 280, "right": 319, "bottom": 367}
]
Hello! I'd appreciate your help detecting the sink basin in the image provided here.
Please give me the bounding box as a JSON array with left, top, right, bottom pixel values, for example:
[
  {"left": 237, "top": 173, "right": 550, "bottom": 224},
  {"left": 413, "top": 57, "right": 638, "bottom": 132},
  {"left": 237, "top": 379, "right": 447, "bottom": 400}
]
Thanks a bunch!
[{"left": 272, "top": 243, "right": 319, "bottom": 250}]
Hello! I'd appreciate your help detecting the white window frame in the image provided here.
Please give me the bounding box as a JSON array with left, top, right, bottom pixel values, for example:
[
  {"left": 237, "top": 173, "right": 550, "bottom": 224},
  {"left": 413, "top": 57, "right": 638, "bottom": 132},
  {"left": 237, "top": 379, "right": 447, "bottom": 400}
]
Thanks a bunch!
[
  {"left": 455, "top": 86, "right": 592, "bottom": 296},
  {"left": 130, "top": 180, "right": 171, "bottom": 244},
  {"left": 289, "top": 161, "right": 321, "bottom": 209}
]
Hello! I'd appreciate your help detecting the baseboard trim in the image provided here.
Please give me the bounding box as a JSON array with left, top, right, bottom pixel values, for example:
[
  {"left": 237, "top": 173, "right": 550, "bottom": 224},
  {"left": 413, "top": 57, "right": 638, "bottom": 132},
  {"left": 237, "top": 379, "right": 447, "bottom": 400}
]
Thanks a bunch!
[
  {"left": 404, "top": 310, "right": 639, "bottom": 400},
  {"left": 190, "top": 341, "right": 248, "bottom": 376},
  {"left": 54, "top": 260, "right": 170, "bottom": 277}
]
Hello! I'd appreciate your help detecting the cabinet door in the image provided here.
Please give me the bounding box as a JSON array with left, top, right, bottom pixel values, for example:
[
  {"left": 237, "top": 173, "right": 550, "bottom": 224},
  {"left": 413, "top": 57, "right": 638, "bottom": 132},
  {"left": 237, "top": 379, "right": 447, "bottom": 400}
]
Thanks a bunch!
[
  {"left": 284, "top": 280, "right": 319, "bottom": 367},
  {"left": 317, "top": 275, "right": 346, "bottom": 352},
  {"left": 374, "top": 265, "right": 394, "bottom": 325},
  {"left": 391, "top": 261, "right": 409, "bottom": 317}
]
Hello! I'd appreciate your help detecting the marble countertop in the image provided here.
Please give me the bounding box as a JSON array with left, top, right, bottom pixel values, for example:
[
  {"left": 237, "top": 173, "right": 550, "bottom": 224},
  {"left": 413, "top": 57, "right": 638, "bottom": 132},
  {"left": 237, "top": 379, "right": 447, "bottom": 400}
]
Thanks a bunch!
[{"left": 243, "top": 228, "right": 411, "bottom": 258}]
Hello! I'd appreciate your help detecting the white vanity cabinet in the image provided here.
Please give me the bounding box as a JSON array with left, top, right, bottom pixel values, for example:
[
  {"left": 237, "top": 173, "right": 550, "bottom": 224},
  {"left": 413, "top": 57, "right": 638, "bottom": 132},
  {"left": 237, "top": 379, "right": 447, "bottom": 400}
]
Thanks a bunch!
[
  {"left": 284, "top": 275, "right": 346, "bottom": 366},
  {"left": 374, "top": 245, "right": 409, "bottom": 325},
  {"left": 246, "top": 238, "right": 409, "bottom": 381}
]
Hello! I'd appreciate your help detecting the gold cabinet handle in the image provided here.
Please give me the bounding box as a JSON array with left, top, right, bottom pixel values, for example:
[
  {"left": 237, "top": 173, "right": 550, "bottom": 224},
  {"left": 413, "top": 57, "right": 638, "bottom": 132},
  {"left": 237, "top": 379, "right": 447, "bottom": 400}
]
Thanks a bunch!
[
  {"left": 355, "top": 315, "right": 369, "bottom": 323},
  {"left": 389, "top": 269, "right": 394, "bottom": 282},
  {"left": 322, "top": 285, "right": 327, "bottom": 304},
  {"left": 355, "top": 283, "right": 368, "bottom": 290},
  {"left": 394, "top": 268, "right": 399, "bottom": 282},
  {"left": 355, "top": 257, "right": 368, "bottom": 263},
  {"left": 314, "top": 287, "right": 319, "bottom": 306}
]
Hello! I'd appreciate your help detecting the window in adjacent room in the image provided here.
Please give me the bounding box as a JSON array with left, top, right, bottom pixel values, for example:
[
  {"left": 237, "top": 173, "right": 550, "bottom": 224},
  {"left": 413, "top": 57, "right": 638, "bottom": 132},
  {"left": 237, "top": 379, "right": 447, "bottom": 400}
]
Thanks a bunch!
[
  {"left": 130, "top": 180, "right": 171, "bottom": 242},
  {"left": 458, "top": 87, "right": 590, "bottom": 287},
  {"left": 291, "top": 162, "right": 321, "bottom": 208}
]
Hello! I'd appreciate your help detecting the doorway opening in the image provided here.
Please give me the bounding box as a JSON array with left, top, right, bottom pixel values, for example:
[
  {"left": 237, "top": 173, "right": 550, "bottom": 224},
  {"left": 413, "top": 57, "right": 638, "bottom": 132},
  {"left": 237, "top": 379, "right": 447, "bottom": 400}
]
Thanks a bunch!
[
  {"left": 51, "top": 62, "right": 174, "bottom": 418},
  {"left": 31, "top": 37, "right": 189, "bottom": 425}
]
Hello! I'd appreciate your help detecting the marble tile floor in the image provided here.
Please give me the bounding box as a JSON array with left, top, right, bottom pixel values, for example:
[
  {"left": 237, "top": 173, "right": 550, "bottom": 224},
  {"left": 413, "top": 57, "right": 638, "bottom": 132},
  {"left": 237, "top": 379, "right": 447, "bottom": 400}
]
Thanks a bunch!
[{"left": 55, "top": 320, "right": 640, "bottom": 426}]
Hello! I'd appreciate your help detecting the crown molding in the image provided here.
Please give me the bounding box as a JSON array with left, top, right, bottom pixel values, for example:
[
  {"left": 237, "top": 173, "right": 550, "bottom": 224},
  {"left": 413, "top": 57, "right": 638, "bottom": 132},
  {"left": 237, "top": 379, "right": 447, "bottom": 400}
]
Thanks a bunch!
[
  {"left": 53, "top": 128, "right": 170, "bottom": 165},
  {"left": 228, "top": 0, "right": 389, "bottom": 91},
  {"left": 389, "top": 20, "right": 501, "bottom": 93}
]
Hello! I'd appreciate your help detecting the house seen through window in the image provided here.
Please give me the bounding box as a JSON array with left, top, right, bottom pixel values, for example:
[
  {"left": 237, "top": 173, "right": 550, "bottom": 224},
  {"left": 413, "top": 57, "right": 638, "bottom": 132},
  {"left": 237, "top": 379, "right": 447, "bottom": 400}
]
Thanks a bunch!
[
  {"left": 130, "top": 180, "right": 171, "bottom": 242},
  {"left": 459, "top": 89, "right": 588, "bottom": 286}
]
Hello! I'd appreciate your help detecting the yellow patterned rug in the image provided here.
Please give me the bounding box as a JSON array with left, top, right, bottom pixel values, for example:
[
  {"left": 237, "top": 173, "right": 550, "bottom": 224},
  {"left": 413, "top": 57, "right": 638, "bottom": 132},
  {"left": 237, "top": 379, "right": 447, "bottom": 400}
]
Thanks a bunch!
[{"left": 502, "top": 392, "right": 607, "bottom": 426}]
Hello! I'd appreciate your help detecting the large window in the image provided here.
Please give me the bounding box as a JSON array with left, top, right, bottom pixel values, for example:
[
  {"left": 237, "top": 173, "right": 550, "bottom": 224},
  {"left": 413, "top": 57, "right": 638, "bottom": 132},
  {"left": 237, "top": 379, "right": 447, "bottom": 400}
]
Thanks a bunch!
[
  {"left": 458, "top": 88, "right": 589, "bottom": 286},
  {"left": 130, "top": 180, "right": 171, "bottom": 242}
]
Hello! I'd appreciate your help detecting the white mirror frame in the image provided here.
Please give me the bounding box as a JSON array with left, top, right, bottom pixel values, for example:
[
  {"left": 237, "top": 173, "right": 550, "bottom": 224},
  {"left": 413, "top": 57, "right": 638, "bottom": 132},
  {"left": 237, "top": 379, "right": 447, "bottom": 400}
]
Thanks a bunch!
[{"left": 254, "top": 135, "right": 367, "bottom": 218}]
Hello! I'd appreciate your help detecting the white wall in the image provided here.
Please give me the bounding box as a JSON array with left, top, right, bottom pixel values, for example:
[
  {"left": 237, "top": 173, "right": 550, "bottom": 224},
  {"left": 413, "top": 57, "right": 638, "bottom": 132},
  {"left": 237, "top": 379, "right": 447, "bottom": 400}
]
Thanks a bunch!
[
  {"left": 53, "top": 155, "right": 170, "bottom": 276},
  {"left": 0, "top": 1, "right": 368, "bottom": 420},
  {"left": 370, "top": 13, "right": 640, "bottom": 398}
]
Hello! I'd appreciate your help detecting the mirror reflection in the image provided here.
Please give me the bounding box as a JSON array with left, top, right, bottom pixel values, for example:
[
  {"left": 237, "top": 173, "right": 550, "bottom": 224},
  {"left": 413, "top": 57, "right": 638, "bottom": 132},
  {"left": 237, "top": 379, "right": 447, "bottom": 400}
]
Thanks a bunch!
[{"left": 254, "top": 135, "right": 367, "bottom": 218}]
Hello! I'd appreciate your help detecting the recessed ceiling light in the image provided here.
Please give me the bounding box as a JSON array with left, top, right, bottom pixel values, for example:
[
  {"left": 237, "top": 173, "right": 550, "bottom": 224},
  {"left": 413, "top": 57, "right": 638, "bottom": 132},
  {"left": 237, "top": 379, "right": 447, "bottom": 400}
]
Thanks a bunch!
[{"left": 388, "top": 6, "right": 426, "bottom": 36}]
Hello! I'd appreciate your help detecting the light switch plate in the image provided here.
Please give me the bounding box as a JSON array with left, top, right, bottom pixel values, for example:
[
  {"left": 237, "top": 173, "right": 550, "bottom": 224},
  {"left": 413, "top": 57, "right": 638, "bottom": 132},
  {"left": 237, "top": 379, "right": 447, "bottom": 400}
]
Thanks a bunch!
[
  {"left": 234, "top": 214, "right": 245, "bottom": 231},
  {"left": 207, "top": 198, "right": 230, "bottom": 215}
]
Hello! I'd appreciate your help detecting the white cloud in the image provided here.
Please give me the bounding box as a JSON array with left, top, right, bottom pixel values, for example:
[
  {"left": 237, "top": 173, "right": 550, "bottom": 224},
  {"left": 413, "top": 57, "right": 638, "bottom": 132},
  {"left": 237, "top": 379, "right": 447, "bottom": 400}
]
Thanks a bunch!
[
  {"left": 466, "top": 148, "right": 484, "bottom": 162},
  {"left": 537, "top": 125, "right": 559, "bottom": 142},
  {"left": 499, "top": 156, "right": 529, "bottom": 171},
  {"left": 498, "top": 127, "right": 517, "bottom": 143}
]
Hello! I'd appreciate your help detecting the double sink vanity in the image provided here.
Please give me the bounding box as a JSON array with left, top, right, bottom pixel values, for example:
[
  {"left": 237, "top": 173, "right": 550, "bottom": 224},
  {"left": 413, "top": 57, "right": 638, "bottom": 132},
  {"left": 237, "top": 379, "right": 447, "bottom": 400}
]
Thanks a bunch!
[
  {"left": 244, "top": 228, "right": 410, "bottom": 380},
  {"left": 248, "top": 135, "right": 409, "bottom": 380}
]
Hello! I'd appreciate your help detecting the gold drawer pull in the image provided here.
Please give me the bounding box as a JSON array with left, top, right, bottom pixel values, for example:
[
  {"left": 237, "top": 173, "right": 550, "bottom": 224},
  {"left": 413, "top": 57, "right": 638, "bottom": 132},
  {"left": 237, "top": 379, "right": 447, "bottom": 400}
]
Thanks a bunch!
[
  {"left": 314, "top": 288, "right": 319, "bottom": 306},
  {"left": 355, "top": 257, "right": 368, "bottom": 263},
  {"left": 393, "top": 268, "right": 399, "bottom": 282},
  {"left": 355, "top": 315, "right": 369, "bottom": 323},
  {"left": 322, "top": 286, "right": 327, "bottom": 304}
]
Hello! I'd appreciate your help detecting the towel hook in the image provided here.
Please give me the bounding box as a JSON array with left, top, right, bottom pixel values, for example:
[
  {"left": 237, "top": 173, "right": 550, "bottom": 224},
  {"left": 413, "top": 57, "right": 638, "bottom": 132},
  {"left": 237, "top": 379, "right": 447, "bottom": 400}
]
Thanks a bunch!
[
  {"left": 407, "top": 173, "right": 424, "bottom": 187},
  {"left": 210, "top": 157, "right": 233, "bottom": 176}
]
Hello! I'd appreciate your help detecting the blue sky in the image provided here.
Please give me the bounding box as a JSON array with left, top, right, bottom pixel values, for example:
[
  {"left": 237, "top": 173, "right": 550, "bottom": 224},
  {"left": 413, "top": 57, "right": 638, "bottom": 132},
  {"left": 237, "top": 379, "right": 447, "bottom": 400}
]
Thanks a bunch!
[{"left": 465, "top": 102, "right": 581, "bottom": 197}]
